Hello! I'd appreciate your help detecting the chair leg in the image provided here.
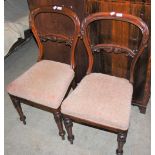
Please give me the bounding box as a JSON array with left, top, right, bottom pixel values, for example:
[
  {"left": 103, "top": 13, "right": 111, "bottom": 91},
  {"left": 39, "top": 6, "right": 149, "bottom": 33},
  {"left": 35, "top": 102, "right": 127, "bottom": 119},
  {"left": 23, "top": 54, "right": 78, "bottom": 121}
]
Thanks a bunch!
[
  {"left": 63, "top": 116, "right": 74, "bottom": 144},
  {"left": 72, "top": 77, "right": 77, "bottom": 90},
  {"left": 139, "top": 106, "right": 146, "bottom": 114},
  {"left": 116, "top": 131, "right": 128, "bottom": 155},
  {"left": 53, "top": 110, "right": 65, "bottom": 140},
  {"left": 9, "top": 95, "right": 26, "bottom": 125}
]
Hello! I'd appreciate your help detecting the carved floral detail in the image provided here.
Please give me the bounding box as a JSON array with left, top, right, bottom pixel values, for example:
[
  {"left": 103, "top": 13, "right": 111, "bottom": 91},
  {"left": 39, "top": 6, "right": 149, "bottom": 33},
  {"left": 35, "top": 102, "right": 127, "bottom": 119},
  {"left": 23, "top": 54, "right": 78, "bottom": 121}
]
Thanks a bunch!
[
  {"left": 91, "top": 45, "right": 135, "bottom": 57},
  {"left": 39, "top": 35, "right": 72, "bottom": 46}
]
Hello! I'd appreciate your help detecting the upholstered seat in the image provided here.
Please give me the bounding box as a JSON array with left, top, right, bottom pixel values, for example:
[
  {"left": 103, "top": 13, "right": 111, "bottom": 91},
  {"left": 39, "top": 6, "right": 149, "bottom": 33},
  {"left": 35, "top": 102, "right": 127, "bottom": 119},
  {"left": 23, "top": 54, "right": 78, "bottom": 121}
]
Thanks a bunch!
[
  {"left": 7, "top": 60, "right": 74, "bottom": 109},
  {"left": 61, "top": 73, "right": 133, "bottom": 130}
]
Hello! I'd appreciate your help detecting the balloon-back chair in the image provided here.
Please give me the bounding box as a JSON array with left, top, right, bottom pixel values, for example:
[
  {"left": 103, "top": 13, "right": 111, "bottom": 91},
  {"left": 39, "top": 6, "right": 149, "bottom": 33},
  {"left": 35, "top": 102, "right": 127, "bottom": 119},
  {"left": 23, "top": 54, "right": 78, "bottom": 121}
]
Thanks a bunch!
[
  {"left": 7, "top": 5, "right": 80, "bottom": 140},
  {"left": 61, "top": 12, "right": 149, "bottom": 154}
]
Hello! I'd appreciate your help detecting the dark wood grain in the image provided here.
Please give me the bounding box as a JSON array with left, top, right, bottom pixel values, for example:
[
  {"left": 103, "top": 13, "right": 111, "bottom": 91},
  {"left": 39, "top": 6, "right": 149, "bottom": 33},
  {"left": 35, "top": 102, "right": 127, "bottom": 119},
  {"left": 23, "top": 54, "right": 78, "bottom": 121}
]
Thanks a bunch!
[{"left": 27, "top": 0, "right": 151, "bottom": 113}]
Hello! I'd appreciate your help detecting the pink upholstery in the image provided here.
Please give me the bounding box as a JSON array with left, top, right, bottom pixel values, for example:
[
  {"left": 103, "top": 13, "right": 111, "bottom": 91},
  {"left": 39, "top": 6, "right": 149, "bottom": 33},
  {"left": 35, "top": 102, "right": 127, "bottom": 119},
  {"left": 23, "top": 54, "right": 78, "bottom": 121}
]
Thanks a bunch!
[
  {"left": 61, "top": 73, "right": 133, "bottom": 130},
  {"left": 7, "top": 60, "right": 74, "bottom": 109}
]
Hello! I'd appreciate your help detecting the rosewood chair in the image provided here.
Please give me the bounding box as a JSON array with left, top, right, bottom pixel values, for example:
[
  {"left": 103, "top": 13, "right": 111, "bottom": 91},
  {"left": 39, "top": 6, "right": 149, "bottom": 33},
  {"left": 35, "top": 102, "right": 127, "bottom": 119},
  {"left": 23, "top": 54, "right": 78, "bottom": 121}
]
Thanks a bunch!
[
  {"left": 61, "top": 12, "right": 149, "bottom": 154},
  {"left": 6, "top": 6, "right": 80, "bottom": 140}
]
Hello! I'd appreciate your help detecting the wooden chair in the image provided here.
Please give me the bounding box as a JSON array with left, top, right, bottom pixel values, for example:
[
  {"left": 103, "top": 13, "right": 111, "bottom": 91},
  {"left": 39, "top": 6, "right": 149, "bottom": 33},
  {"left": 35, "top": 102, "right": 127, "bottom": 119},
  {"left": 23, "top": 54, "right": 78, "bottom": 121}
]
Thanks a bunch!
[
  {"left": 6, "top": 6, "right": 80, "bottom": 140},
  {"left": 61, "top": 12, "right": 149, "bottom": 154}
]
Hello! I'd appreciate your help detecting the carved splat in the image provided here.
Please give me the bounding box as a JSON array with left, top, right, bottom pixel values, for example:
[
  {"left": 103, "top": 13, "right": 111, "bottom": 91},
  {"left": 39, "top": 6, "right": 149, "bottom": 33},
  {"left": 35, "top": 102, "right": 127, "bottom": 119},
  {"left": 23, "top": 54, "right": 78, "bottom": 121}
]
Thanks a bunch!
[
  {"left": 91, "top": 44, "right": 135, "bottom": 57},
  {"left": 39, "top": 34, "right": 73, "bottom": 46}
]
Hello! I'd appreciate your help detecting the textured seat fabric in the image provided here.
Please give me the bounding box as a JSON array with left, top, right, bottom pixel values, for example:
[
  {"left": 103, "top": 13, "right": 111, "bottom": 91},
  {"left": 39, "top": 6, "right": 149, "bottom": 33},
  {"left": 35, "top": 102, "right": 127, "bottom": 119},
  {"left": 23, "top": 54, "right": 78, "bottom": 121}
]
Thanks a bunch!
[
  {"left": 61, "top": 73, "right": 133, "bottom": 130},
  {"left": 7, "top": 60, "right": 74, "bottom": 109}
]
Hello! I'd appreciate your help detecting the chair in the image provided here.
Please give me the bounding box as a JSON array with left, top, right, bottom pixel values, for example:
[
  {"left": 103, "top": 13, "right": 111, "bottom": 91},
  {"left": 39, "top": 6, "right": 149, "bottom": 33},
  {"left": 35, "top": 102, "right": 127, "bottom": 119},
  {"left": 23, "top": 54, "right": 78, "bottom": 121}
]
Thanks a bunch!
[
  {"left": 61, "top": 12, "right": 149, "bottom": 154},
  {"left": 6, "top": 5, "right": 80, "bottom": 140}
]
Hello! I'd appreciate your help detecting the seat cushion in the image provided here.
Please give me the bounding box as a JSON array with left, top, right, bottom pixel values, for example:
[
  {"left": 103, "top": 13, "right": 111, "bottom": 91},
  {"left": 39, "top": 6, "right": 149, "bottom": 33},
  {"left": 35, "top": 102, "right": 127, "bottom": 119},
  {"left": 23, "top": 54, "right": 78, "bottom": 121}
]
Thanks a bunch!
[
  {"left": 7, "top": 60, "right": 74, "bottom": 109},
  {"left": 61, "top": 73, "right": 133, "bottom": 130}
]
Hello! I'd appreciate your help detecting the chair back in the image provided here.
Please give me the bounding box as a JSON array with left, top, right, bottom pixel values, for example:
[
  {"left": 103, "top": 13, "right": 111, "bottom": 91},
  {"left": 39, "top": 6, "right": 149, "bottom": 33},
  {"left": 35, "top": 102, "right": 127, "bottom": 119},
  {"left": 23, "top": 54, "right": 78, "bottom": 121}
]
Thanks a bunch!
[
  {"left": 30, "top": 5, "right": 80, "bottom": 69},
  {"left": 81, "top": 12, "right": 149, "bottom": 83}
]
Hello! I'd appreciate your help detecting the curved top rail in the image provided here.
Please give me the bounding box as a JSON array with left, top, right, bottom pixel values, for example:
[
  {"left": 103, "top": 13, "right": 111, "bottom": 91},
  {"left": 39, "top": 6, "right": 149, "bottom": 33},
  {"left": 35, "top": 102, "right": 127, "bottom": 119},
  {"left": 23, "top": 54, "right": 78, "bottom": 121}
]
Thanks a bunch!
[{"left": 81, "top": 12, "right": 149, "bottom": 46}]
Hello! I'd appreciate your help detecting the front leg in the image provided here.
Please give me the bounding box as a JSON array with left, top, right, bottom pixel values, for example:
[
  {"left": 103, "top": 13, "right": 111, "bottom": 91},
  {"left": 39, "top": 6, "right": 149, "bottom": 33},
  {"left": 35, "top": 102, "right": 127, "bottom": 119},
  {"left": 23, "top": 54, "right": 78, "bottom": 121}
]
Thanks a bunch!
[
  {"left": 116, "top": 131, "right": 128, "bottom": 155},
  {"left": 9, "top": 95, "right": 26, "bottom": 125},
  {"left": 53, "top": 110, "right": 65, "bottom": 140},
  {"left": 63, "top": 116, "right": 74, "bottom": 144}
]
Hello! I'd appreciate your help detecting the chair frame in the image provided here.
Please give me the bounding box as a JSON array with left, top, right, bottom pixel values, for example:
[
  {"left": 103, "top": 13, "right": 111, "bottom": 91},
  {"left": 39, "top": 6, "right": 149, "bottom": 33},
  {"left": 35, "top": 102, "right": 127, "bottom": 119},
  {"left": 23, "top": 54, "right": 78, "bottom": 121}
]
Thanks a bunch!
[
  {"left": 8, "top": 5, "right": 80, "bottom": 140},
  {"left": 62, "top": 12, "right": 149, "bottom": 154}
]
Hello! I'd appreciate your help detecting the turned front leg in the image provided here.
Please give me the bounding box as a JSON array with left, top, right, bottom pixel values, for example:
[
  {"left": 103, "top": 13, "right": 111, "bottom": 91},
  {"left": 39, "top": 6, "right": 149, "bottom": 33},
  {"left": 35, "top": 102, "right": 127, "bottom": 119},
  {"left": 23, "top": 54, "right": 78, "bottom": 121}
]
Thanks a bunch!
[
  {"left": 63, "top": 116, "right": 74, "bottom": 144},
  {"left": 116, "top": 131, "right": 128, "bottom": 155},
  {"left": 53, "top": 110, "right": 65, "bottom": 140},
  {"left": 9, "top": 95, "right": 26, "bottom": 125}
]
